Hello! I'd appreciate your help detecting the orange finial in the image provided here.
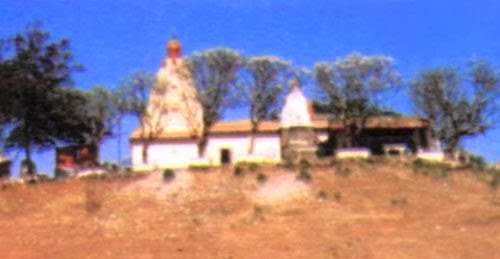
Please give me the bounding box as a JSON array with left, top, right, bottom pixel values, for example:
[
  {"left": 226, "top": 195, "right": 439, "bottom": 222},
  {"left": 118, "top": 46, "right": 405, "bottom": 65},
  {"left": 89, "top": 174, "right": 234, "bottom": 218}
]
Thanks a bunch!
[{"left": 166, "top": 36, "right": 182, "bottom": 60}]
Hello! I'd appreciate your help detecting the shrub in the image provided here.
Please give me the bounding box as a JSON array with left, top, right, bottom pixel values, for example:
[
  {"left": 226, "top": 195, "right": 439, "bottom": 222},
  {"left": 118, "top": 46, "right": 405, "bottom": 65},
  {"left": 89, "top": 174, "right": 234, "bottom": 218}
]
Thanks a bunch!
[
  {"left": 491, "top": 171, "right": 500, "bottom": 190},
  {"left": 412, "top": 159, "right": 451, "bottom": 178},
  {"left": 163, "top": 169, "right": 175, "bottom": 182},
  {"left": 117, "top": 169, "right": 134, "bottom": 179},
  {"left": 390, "top": 197, "right": 408, "bottom": 206},
  {"left": 54, "top": 168, "right": 68, "bottom": 179},
  {"left": 256, "top": 173, "right": 267, "bottom": 184},
  {"left": 111, "top": 164, "right": 119, "bottom": 172},
  {"left": 188, "top": 164, "right": 211, "bottom": 171},
  {"left": 317, "top": 190, "right": 328, "bottom": 200},
  {"left": 335, "top": 164, "right": 352, "bottom": 177},
  {"left": 84, "top": 188, "right": 102, "bottom": 214},
  {"left": 37, "top": 174, "right": 52, "bottom": 182},
  {"left": 468, "top": 154, "right": 488, "bottom": 171},
  {"left": 248, "top": 163, "right": 259, "bottom": 172},
  {"left": 233, "top": 165, "right": 244, "bottom": 177},
  {"left": 21, "top": 159, "right": 36, "bottom": 175},
  {"left": 299, "top": 159, "right": 311, "bottom": 169},
  {"left": 297, "top": 168, "right": 312, "bottom": 183},
  {"left": 234, "top": 161, "right": 261, "bottom": 171},
  {"left": 333, "top": 191, "right": 342, "bottom": 201},
  {"left": 81, "top": 173, "right": 109, "bottom": 180}
]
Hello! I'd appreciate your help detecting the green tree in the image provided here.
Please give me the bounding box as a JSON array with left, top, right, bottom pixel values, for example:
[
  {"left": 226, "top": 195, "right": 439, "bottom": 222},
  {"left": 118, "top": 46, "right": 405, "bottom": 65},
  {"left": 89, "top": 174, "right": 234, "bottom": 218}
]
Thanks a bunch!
[
  {"left": 186, "top": 48, "right": 243, "bottom": 157},
  {"left": 410, "top": 61, "right": 500, "bottom": 154},
  {"left": 243, "top": 56, "right": 291, "bottom": 154},
  {"left": 81, "top": 86, "right": 120, "bottom": 151},
  {"left": 0, "top": 25, "right": 81, "bottom": 175},
  {"left": 115, "top": 71, "right": 155, "bottom": 163},
  {"left": 314, "top": 53, "right": 401, "bottom": 148}
]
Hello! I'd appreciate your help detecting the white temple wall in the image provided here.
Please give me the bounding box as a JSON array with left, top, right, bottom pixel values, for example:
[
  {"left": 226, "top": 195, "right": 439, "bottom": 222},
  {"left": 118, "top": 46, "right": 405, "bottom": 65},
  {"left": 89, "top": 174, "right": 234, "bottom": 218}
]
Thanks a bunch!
[
  {"left": 131, "top": 140, "right": 199, "bottom": 170},
  {"left": 205, "top": 133, "right": 282, "bottom": 165},
  {"left": 131, "top": 133, "right": 282, "bottom": 170}
]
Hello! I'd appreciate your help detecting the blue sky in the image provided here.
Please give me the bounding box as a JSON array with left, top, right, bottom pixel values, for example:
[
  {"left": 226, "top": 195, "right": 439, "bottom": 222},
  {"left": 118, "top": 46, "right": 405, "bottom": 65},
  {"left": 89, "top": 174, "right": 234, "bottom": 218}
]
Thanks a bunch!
[{"left": 1, "top": 0, "right": 499, "bottom": 175}]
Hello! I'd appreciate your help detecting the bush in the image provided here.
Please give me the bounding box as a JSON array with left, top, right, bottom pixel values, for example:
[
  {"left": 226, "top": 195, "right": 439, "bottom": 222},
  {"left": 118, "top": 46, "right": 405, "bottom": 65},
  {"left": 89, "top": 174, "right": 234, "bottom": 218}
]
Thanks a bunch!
[
  {"left": 297, "top": 168, "right": 312, "bottom": 183},
  {"left": 81, "top": 173, "right": 109, "bottom": 180},
  {"left": 468, "top": 154, "right": 488, "bottom": 171},
  {"left": 333, "top": 191, "right": 342, "bottom": 201},
  {"left": 491, "top": 171, "right": 500, "bottom": 190},
  {"left": 412, "top": 159, "right": 451, "bottom": 178},
  {"left": 111, "top": 164, "right": 119, "bottom": 172},
  {"left": 234, "top": 161, "right": 261, "bottom": 172},
  {"left": 317, "top": 190, "right": 328, "bottom": 200},
  {"left": 299, "top": 159, "right": 311, "bottom": 169},
  {"left": 335, "top": 164, "right": 352, "bottom": 177},
  {"left": 84, "top": 188, "right": 102, "bottom": 214},
  {"left": 248, "top": 163, "right": 260, "bottom": 172},
  {"left": 37, "top": 174, "right": 52, "bottom": 182},
  {"left": 256, "top": 173, "right": 267, "bottom": 184},
  {"left": 54, "top": 168, "right": 69, "bottom": 179},
  {"left": 188, "top": 164, "right": 211, "bottom": 171},
  {"left": 21, "top": 159, "right": 36, "bottom": 175},
  {"left": 233, "top": 165, "right": 244, "bottom": 177},
  {"left": 163, "top": 169, "right": 175, "bottom": 182},
  {"left": 390, "top": 197, "right": 408, "bottom": 206}
]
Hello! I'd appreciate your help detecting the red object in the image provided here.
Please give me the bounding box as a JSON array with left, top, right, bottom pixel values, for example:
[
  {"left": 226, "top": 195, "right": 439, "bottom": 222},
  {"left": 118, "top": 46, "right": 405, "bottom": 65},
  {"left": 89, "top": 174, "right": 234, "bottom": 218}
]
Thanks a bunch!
[{"left": 56, "top": 145, "right": 98, "bottom": 170}]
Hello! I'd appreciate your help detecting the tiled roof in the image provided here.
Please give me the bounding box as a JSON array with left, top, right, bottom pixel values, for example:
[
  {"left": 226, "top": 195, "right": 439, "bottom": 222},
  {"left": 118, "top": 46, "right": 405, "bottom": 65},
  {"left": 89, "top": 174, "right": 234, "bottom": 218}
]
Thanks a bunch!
[{"left": 130, "top": 116, "right": 428, "bottom": 141}]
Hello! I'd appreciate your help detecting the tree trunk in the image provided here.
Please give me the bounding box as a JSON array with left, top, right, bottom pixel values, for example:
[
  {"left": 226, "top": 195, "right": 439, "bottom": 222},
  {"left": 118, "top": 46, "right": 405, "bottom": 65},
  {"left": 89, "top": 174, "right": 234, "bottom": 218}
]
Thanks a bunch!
[
  {"left": 445, "top": 137, "right": 460, "bottom": 159},
  {"left": 197, "top": 131, "right": 208, "bottom": 158},
  {"left": 248, "top": 121, "right": 258, "bottom": 154},
  {"left": 142, "top": 141, "right": 149, "bottom": 165},
  {"left": 117, "top": 118, "right": 122, "bottom": 165},
  {"left": 24, "top": 144, "right": 35, "bottom": 176}
]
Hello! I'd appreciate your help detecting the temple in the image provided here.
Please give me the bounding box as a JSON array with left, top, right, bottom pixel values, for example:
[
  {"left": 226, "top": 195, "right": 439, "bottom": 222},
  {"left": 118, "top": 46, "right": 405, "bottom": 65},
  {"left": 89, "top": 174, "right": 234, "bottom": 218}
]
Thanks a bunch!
[{"left": 130, "top": 39, "right": 434, "bottom": 171}]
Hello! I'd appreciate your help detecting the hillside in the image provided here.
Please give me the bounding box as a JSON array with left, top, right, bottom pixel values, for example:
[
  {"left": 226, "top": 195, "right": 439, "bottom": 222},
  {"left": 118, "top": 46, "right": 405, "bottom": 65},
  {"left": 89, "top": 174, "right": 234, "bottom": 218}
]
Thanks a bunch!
[{"left": 1, "top": 159, "right": 499, "bottom": 259}]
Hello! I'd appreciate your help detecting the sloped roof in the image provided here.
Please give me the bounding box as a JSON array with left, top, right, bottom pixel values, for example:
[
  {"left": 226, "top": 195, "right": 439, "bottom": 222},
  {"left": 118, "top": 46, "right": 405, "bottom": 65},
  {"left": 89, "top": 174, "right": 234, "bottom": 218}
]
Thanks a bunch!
[{"left": 130, "top": 116, "right": 428, "bottom": 141}]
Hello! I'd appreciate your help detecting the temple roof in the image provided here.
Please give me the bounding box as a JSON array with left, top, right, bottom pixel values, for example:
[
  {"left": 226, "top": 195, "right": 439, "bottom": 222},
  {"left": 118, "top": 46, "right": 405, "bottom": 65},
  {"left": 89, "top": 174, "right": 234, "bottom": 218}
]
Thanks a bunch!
[{"left": 129, "top": 116, "right": 429, "bottom": 141}]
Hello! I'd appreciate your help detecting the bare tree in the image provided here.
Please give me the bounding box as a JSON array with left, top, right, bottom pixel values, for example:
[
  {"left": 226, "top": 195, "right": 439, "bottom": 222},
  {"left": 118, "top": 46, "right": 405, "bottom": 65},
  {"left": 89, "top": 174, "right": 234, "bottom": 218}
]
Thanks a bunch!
[
  {"left": 116, "top": 71, "right": 156, "bottom": 164},
  {"left": 314, "top": 53, "right": 401, "bottom": 148},
  {"left": 185, "top": 48, "right": 243, "bottom": 157},
  {"left": 410, "top": 60, "right": 500, "bottom": 154},
  {"left": 243, "top": 56, "right": 291, "bottom": 154}
]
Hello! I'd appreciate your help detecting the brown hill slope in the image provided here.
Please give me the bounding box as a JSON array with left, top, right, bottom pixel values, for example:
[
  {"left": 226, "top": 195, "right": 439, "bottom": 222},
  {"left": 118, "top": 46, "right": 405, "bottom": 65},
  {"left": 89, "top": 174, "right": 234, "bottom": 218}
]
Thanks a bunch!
[{"left": 1, "top": 160, "right": 499, "bottom": 259}]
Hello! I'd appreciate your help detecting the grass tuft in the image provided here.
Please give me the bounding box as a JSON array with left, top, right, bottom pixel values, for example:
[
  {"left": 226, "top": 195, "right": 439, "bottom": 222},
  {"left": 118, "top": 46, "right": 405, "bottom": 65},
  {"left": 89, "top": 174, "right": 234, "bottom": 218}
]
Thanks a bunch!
[
  {"left": 256, "top": 173, "right": 267, "bottom": 184},
  {"left": 233, "top": 166, "right": 244, "bottom": 177},
  {"left": 163, "top": 169, "right": 175, "bottom": 182}
]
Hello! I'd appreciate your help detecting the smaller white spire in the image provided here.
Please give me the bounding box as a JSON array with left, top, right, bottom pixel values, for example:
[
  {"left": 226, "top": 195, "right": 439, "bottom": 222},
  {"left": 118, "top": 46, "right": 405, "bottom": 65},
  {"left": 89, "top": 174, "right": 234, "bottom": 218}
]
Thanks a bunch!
[{"left": 280, "top": 79, "right": 312, "bottom": 128}]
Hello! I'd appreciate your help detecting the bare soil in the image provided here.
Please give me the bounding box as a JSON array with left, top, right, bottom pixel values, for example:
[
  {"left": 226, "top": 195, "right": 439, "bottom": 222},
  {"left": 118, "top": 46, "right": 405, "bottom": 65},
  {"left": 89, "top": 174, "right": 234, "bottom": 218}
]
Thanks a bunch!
[{"left": 1, "top": 160, "right": 499, "bottom": 259}]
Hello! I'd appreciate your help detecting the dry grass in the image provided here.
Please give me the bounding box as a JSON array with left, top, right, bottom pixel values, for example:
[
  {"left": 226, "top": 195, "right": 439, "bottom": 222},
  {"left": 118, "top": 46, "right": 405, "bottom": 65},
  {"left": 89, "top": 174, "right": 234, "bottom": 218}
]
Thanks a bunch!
[{"left": 0, "top": 161, "right": 499, "bottom": 259}]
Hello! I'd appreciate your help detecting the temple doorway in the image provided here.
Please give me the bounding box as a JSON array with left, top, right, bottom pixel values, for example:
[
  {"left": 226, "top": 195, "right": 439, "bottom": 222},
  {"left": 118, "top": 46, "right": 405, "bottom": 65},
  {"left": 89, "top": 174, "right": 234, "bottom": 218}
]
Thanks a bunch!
[{"left": 220, "top": 149, "right": 232, "bottom": 165}]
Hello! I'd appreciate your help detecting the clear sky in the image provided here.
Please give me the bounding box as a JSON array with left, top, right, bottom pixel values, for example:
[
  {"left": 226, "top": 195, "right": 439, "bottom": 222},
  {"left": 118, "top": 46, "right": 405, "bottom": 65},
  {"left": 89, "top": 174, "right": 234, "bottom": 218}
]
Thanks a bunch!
[{"left": 1, "top": 0, "right": 499, "bottom": 175}]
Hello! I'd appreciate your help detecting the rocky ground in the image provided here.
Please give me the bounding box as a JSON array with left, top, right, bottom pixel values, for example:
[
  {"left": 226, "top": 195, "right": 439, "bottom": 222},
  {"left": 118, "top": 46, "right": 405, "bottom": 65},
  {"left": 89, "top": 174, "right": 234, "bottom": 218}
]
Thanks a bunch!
[{"left": 0, "top": 159, "right": 499, "bottom": 259}]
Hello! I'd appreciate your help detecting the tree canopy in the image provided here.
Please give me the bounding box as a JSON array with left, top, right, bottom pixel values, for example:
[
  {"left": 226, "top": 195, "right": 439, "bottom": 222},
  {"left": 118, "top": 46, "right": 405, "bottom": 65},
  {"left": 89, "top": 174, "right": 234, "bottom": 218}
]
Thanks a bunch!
[
  {"left": 314, "top": 53, "right": 402, "bottom": 147},
  {"left": 410, "top": 61, "right": 500, "bottom": 154},
  {"left": 186, "top": 48, "right": 243, "bottom": 157},
  {"left": 0, "top": 25, "right": 85, "bottom": 174},
  {"left": 243, "top": 55, "right": 292, "bottom": 153}
]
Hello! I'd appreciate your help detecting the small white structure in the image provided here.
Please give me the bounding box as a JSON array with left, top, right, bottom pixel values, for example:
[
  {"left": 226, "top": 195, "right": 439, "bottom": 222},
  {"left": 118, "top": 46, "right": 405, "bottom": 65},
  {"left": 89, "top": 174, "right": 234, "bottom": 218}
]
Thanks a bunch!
[
  {"left": 336, "top": 148, "right": 371, "bottom": 159},
  {"left": 416, "top": 140, "right": 446, "bottom": 162},
  {"left": 280, "top": 79, "right": 312, "bottom": 128},
  {"left": 129, "top": 39, "right": 433, "bottom": 171}
]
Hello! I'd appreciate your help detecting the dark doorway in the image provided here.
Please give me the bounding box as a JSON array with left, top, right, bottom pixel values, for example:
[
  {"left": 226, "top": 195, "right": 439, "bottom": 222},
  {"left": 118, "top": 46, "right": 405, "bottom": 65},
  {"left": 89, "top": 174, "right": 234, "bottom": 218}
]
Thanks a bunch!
[{"left": 220, "top": 149, "right": 231, "bottom": 164}]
